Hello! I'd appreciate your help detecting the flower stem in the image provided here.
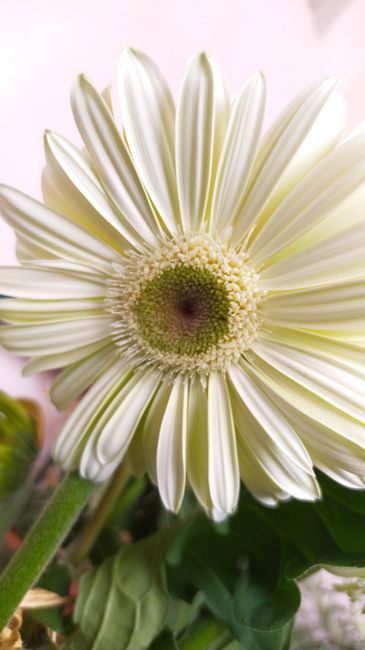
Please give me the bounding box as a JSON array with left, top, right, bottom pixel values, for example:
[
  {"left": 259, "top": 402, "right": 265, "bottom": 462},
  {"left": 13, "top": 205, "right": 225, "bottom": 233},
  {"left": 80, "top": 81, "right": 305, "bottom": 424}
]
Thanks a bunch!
[
  {"left": 69, "top": 462, "right": 130, "bottom": 566},
  {"left": 0, "top": 471, "right": 95, "bottom": 629}
]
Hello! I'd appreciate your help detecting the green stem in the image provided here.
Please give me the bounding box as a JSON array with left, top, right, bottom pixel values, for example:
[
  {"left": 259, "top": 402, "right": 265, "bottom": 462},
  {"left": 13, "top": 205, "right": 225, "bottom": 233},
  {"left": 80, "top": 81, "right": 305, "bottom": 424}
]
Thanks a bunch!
[
  {"left": 0, "top": 471, "right": 95, "bottom": 629},
  {"left": 69, "top": 462, "right": 130, "bottom": 566},
  {"left": 179, "top": 617, "right": 232, "bottom": 649}
]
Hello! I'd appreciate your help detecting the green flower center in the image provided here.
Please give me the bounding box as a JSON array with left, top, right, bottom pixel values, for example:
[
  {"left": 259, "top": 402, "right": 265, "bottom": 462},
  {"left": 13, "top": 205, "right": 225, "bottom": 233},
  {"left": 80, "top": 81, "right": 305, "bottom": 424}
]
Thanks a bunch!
[
  {"left": 107, "top": 233, "right": 264, "bottom": 379},
  {"left": 135, "top": 265, "right": 230, "bottom": 356}
]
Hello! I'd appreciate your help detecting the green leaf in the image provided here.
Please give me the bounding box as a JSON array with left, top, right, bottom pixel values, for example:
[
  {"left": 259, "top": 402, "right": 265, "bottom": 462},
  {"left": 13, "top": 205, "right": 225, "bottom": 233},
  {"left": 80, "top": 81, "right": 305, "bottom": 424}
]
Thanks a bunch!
[{"left": 64, "top": 527, "right": 179, "bottom": 650}]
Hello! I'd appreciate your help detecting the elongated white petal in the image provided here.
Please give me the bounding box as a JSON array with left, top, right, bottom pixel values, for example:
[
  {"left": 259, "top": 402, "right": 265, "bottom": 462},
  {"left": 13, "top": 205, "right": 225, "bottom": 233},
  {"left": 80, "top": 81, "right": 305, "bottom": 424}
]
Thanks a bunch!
[
  {"left": 143, "top": 382, "right": 173, "bottom": 485},
  {"left": 0, "top": 298, "right": 105, "bottom": 323},
  {"left": 176, "top": 53, "right": 229, "bottom": 231},
  {"left": 278, "top": 399, "right": 365, "bottom": 489},
  {"left": 118, "top": 48, "right": 180, "bottom": 233},
  {"left": 246, "top": 352, "right": 365, "bottom": 447},
  {"left": 0, "top": 316, "right": 112, "bottom": 356},
  {"left": 71, "top": 76, "right": 160, "bottom": 246},
  {"left": 95, "top": 370, "right": 159, "bottom": 464},
  {"left": 187, "top": 380, "right": 211, "bottom": 511},
  {"left": 24, "top": 339, "right": 112, "bottom": 374},
  {"left": 251, "top": 339, "right": 365, "bottom": 422},
  {"left": 232, "top": 77, "right": 338, "bottom": 243},
  {"left": 53, "top": 358, "right": 129, "bottom": 467},
  {"left": 157, "top": 378, "right": 188, "bottom": 511},
  {"left": 210, "top": 72, "right": 265, "bottom": 236},
  {"left": 261, "top": 327, "right": 365, "bottom": 377},
  {"left": 42, "top": 156, "right": 125, "bottom": 254},
  {"left": 250, "top": 135, "right": 365, "bottom": 264},
  {"left": 50, "top": 343, "right": 117, "bottom": 410},
  {"left": 231, "top": 388, "right": 319, "bottom": 502},
  {"left": 207, "top": 372, "right": 239, "bottom": 515},
  {"left": 45, "top": 130, "right": 143, "bottom": 250},
  {"left": 263, "top": 281, "right": 365, "bottom": 331},
  {"left": 0, "top": 266, "right": 105, "bottom": 299},
  {"left": 236, "top": 434, "right": 290, "bottom": 506},
  {"left": 229, "top": 364, "right": 313, "bottom": 472},
  {"left": 0, "top": 185, "right": 119, "bottom": 274},
  {"left": 261, "top": 219, "right": 365, "bottom": 290}
]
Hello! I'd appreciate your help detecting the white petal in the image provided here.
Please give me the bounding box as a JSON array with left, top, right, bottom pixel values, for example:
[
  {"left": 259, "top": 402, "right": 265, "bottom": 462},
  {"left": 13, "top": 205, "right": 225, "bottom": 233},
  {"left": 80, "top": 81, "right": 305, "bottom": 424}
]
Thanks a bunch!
[
  {"left": 53, "top": 358, "right": 129, "bottom": 467},
  {"left": 251, "top": 339, "right": 365, "bottom": 422},
  {"left": 186, "top": 380, "right": 211, "bottom": 511},
  {"left": 176, "top": 53, "right": 229, "bottom": 231},
  {"left": 50, "top": 343, "right": 117, "bottom": 410},
  {"left": 157, "top": 377, "right": 188, "bottom": 512},
  {"left": 118, "top": 48, "right": 180, "bottom": 233},
  {"left": 261, "top": 219, "right": 365, "bottom": 290},
  {"left": 249, "top": 135, "right": 365, "bottom": 265},
  {"left": 210, "top": 72, "right": 265, "bottom": 237},
  {"left": 261, "top": 327, "right": 365, "bottom": 378},
  {"left": 71, "top": 75, "right": 160, "bottom": 246},
  {"left": 246, "top": 351, "right": 365, "bottom": 448},
  {"left": 0, "top": 185, "right": 119, "bottom": 274},
  {"left": 207, "top": 372, "right": 239, "bottom": 514},
  {"left": 143, "top": 382, "right": 173, "bottom": 485},
  {"left": 95, "top": 369, "right": 159, "bottom": 464},
  {"left": 263, "top": 281, "right": 365, "bottom": 331},
  {"left": 0, "top": 266, "right": 105, "bottom": 299},
  {"left": 232, "top": 391, "right": 319, "bottom": 502},
  {"left": 45, "top": 131, "right": 140, "bottom": 250},
  {"left": 232, "top": 77, "right": 338, "bottom": 243},
  {"left": 0, "top": 297, "right": 105, "bottom": 323},
  {"left": 23, "top": 339, "right": 112, "bottom": 374},
  {"left": 278, "top": 399, "right": 365, "bottom": 490},
  {"left": 228, "top": 363, "right": 313, "bottom": 472},
  {"left": 0, "top": 316, "right": 113, "bottom": 356}
]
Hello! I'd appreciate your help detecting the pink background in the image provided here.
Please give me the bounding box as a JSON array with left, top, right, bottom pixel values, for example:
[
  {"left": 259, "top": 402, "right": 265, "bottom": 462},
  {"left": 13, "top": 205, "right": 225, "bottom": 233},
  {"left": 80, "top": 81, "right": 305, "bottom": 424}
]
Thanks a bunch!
[{"left": 1, "top": 0, "right": 365, "bottom": 426}]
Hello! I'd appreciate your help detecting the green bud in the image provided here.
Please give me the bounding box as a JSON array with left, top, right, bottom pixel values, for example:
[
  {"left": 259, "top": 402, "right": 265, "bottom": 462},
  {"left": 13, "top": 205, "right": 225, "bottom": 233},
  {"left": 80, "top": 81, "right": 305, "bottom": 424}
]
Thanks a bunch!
[{"left": 0, "top": 392, "right": 39, "bottom": 501}]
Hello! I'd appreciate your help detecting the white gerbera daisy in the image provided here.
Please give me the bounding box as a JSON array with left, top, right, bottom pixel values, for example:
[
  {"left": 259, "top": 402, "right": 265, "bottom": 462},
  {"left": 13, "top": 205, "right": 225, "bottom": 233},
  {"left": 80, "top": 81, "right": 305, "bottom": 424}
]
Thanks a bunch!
[{"left": 0, "top": 49, "right": 364, "bottom": 519}]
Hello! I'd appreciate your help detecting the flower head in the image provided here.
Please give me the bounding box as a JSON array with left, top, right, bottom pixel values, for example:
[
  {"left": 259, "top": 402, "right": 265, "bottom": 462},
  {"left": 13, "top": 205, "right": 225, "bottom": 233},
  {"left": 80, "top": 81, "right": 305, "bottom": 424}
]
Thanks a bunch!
[{"left": 0, "top": 49, "right": 364, "bottom": 519}]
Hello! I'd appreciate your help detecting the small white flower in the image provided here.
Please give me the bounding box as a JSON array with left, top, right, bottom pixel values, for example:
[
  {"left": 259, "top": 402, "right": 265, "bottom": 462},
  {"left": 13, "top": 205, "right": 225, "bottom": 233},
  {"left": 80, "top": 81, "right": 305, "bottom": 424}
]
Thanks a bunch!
[{"left": 0, "top": 49, "right": 364, "bottom": 518}]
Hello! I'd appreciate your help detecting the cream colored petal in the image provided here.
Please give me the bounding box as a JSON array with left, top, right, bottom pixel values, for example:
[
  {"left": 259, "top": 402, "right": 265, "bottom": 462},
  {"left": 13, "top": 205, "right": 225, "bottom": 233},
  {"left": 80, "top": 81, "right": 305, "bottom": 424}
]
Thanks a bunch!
[
  {"left": 260, "top": 327, "right": 365, "bottom": 378},
  {"left": 251, "top": 339, "right": 365, "bottom": 422},
  {"left": 186, "top": 379, "right": 211, "bottom": 511},
  {"left": 236, "top": 435, "right": 290, "bottom": 506},
  {"left": 0, "top": 185, "right": 119, "bottom": 274},
  {"left": 42, "top": 153, "right": 125, "bottom": 253},
  {"left": 176, "top": 53, "right": 229, "bottom": 231},
  {"left": 45, "top": 130, "right": 144, "bottom": 250},
  {"left": 278, "top": 398, "right": 365, "bottom": 490},
  {"left": 0, "top": 316, "right": 113, "bottom": 356},
  {"left": 118, "top": 48, "right": 180, "bottom": 233},
  {"left": 230, "top": 387, "right": 319, "bottom": 502},
  {"left": 263, "top": 280, "right": 365, "bottom": 331},
  {"left": 228, "top": 363, "right": 313, "bottom": 472},
  {"left": 71, "top": 75, "right": 160, "bottom": 246},
  {"left": 0, "top": 266, "right": 105, "bottom": 299},
  {"left": 246, "top": 352, "right": 365, "bottom": 448},
  {"left": 53, "top": 358, "right": 129, "bottom": 467},
  {"left": 261, "top": 219, "right": 365, "bottom": 290},
  {"left": 157, "top": 377, "right": 188, "bottom": 512},
  {"left": 50, "top": 342, "right": 117, "bottom": 410},
  {"left": 0, "top": 298, "right": 105, "bottom": 323},
  {"left": 207, "top": 372, "right": 239, "bottom": 515},
  {"left": 23, "top": 339, "right": 112, "bottom": 374},
  {"left": 249, "top": 135, "right": 365, "bottom": 265},
  {"left": 210, "top": 72, "right": 265, "bottom": 237},
  {"left": 95, "top": 369, "right": 159, "bottom": 464},
  {"left": 232, "top": 77, "right": 338, "bottom": 243},
  {"left": 143, "top": 382, "right": 173, "bottom": 485}
]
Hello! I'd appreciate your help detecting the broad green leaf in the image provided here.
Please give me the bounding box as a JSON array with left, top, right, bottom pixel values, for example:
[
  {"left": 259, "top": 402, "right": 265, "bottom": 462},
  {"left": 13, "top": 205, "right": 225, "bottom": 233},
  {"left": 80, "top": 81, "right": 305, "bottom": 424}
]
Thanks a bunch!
[{"left": 64, "top": 527, "right": 178, "bottom": 650}]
